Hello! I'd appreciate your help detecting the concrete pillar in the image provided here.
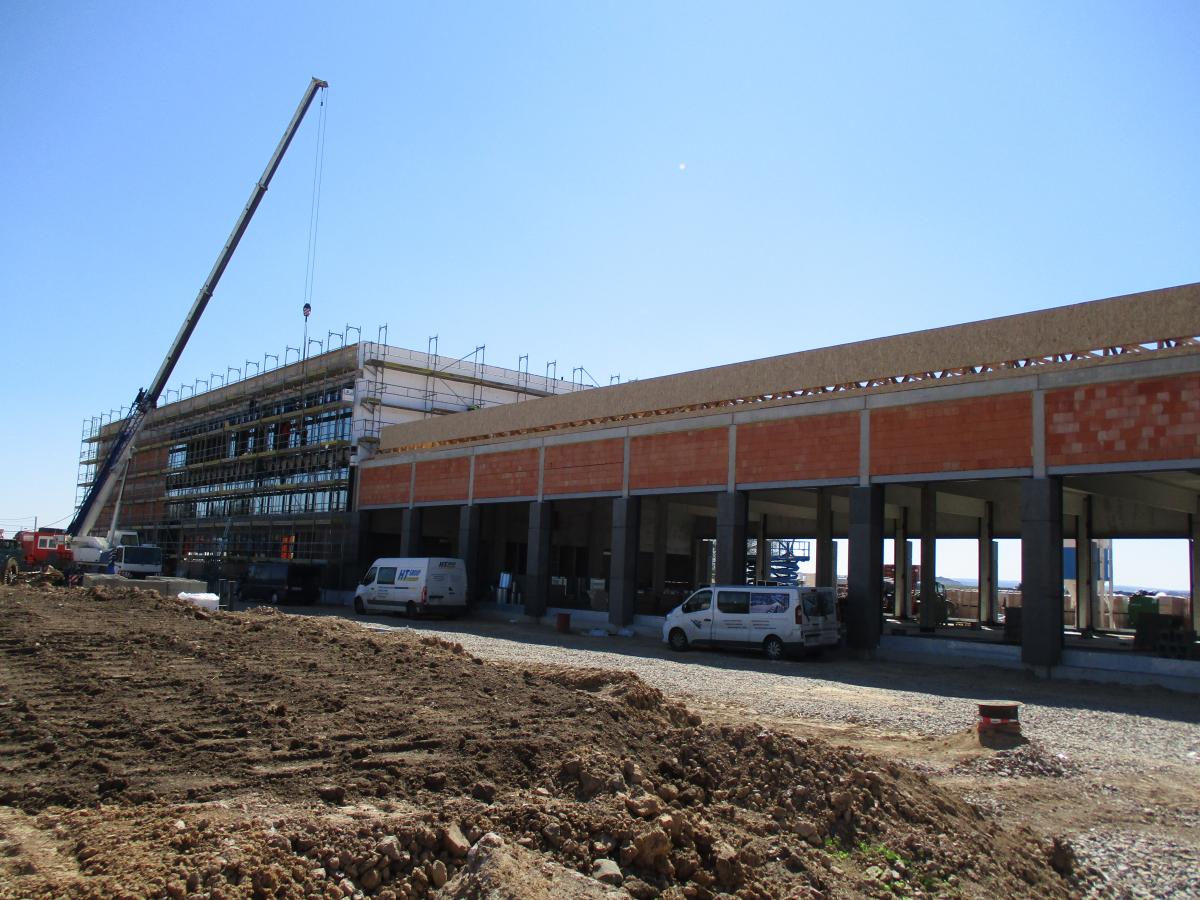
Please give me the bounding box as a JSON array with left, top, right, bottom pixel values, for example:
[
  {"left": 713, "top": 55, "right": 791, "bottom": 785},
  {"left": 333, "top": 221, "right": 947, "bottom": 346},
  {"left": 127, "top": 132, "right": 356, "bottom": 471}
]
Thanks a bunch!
[
  {"left": 1075, "top": 497, "right": 1095, "bottom": 632},
  {"left": 525, "top": 501, "right": 553, "bottom": 619},
  {"left": 1191, "top": 512, "right": 1200, "bottom": 634},
  {"left": 978, "top": 501, "right": 997, "bottom": 624},
  {"left": 918, "top": 484, "right": 938, "bottom": 631},
  {"left": 892, "top": 506, "right": 909, "bottom": 618},
  {"left": 755, "top": 515, "right": 768, "bottom": 584},
  {"left": 400, "top": 507, "right": 423, "bottom": 557},
  {"left": 847, "top": 485, "right": 884, "bottom": 651},
  {"left": 715, "top": 491, "right": 747, "bottom": 586},
  {"left": 457, "top": 505, "right": 481, "bottom": 603},
  {"left": 609, "top": 497, "right": 641, "bottom": 627},
  {"left": 1021, "top": 477, "right": 1064, "bottom": 668},
  {"left": 651, "top": 498, "right": 668, "bottom": 603},
  {"left": 815, "top": 487, "right": 834, "bottom": 589}
]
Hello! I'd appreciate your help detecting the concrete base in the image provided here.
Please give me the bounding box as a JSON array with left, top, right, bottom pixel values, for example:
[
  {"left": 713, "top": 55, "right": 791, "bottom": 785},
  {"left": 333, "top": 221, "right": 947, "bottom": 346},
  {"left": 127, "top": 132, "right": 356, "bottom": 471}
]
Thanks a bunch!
[
  {"left": 143, "top": 577, "right": 209, "bottom": 597},
  {"left": 80, "top": 574, "right": 208, "bottom": 598},
  {"left": 470, "top": 602, "right": 664, "bottom": 640},
  {"left": 879, "top": 633, "right": 1200, "bottom": 693}
]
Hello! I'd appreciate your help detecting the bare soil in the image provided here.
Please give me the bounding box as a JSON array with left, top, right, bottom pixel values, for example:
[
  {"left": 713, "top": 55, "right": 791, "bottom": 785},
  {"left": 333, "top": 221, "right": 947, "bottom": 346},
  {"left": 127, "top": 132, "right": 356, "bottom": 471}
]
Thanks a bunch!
[{"left": 0, "top": 585, "right": 1088, "bottom": 898}]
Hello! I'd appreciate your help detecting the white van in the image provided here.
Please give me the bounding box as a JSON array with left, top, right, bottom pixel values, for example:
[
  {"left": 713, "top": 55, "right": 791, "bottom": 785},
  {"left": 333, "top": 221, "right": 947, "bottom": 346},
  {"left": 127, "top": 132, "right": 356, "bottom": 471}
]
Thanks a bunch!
[
  {"left": 354, "top": 557, "right": 468, "bottom": 617},
  {"left": 662, "top": 585, "right": 840, "bottom": 659}
]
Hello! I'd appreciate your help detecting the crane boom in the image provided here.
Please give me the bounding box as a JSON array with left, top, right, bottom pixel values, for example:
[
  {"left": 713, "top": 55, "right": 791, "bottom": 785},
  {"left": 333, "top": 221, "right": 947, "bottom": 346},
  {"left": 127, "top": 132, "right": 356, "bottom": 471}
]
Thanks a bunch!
[{"left": 69, "top": 77, "right": 328, "bottom": 540}]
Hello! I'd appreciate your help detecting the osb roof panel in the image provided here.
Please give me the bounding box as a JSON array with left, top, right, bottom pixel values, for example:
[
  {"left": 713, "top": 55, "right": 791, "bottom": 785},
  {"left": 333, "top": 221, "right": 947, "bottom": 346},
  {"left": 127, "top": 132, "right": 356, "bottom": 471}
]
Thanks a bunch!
[{"left": 379, "top": 281, "right": 1200, "bottom": 451}]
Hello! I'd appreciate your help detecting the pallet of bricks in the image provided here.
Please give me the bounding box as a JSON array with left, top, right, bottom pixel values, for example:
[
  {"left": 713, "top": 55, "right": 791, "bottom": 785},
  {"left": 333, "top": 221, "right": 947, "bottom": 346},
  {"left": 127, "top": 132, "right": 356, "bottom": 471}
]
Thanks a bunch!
[{"left": 1133, "top": 612, "right": 1199, "bottom": 660}]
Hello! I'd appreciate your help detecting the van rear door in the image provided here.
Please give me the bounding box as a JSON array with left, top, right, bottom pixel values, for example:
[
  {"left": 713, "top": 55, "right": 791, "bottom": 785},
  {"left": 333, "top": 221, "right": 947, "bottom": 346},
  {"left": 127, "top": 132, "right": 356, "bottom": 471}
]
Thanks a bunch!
[{"left": 798, "top": 587, "right": 840, "bottom": 644}]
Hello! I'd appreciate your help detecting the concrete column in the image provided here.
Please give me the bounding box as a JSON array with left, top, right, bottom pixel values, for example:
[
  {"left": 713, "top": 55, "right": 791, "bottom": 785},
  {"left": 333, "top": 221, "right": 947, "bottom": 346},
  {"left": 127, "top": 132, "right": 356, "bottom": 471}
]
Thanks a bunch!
[
  {"left": 651, "top": 498, "right": 668, "bottom": 602},
  {"left": 918, "top": 484, "right": 938, "bottom": 631},
  {"left": 1021, "top": 477, "right": 1064, "bottom": 668},
  {"left": 847, "top": 485, "right": 884, "bottom": 651},
  {"left": 815, "top": 487, "right": 834, "bottom": 589},
  {"left": 525, "top": 501, "right": 553, "bottom": 619},
  {"left": 715, "top": 491, "right": 747, "bottom": 586},
  {"left": 587, "top": 502, "right": 607, "bottom": 581},
  {"left": 892, "top": 506, "right": 908, "bottom": 618},
  {"left": 609, "top": 497, "right": 641, "bottom": 627},
  {"left": 457, "top": 505, "right": 481, "bottom": 603},
  {"left": 755, "top": 515, "right": 768, "bottom": 584},
  {"left": 400, "top": 507, "right": 423, "bottom": 557},
  {"left": 978, "top": 501, "right": 997, "bottom": 624},
  {"left": 1075, "top": 497, "right": 1095, "bottom": 632},
  {"left": 1190, "top": 512, "right": 1200, "bottom": 634}
]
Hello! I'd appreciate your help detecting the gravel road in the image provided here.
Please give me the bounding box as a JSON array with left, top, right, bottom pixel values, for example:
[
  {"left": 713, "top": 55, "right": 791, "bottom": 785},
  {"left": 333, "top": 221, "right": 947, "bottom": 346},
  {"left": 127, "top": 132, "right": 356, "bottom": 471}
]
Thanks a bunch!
[{"left": 282, "top": 605, "right": 1200, "bottom": 899}]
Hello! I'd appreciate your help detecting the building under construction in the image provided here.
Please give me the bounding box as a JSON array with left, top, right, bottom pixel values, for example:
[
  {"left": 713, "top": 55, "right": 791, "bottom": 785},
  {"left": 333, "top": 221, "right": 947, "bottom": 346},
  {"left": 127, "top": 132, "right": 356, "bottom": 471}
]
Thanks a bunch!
[{"left": 79, "top": 341, "right": 588, "bottom": 588}]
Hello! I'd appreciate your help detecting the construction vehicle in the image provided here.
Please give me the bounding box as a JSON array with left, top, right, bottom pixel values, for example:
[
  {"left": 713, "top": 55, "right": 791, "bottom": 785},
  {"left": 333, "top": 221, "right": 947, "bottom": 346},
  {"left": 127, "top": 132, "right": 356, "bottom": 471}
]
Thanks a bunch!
[
  {"left": 65, "top": 78, "right": 328, "bottom": 562},
  {"left": 1, "top": 538, "right": 24, "bottom": 583}
]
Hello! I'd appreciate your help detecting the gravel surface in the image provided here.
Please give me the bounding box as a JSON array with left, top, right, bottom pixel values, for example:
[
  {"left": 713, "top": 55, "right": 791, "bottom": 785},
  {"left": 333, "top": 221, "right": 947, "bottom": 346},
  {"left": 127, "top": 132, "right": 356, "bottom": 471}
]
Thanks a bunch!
[{"left": 296, "top": 606, "right": 1200, "bottom": 899}]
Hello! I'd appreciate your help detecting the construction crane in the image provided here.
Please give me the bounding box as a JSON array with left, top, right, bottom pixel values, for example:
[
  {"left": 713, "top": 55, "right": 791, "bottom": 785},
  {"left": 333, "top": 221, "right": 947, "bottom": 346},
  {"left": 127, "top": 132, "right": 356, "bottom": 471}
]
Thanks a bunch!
[{"left": 68, "top": 77, "right": 329, "bottom": 541}]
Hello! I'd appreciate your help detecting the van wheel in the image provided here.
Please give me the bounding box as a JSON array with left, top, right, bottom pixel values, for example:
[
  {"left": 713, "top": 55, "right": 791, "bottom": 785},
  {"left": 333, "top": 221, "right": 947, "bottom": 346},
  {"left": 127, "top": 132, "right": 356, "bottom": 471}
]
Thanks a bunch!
[
  {"left": 763, "top": 635, "right": 785, "bottom": 660},
  {"left": 354, "top": 596, "right": 365, "bottom": 614},
  {"left": 406, "top": 601, "right": 418, "bottom": 619},
  {"left": 668, "top": 629, "right": 689, "bottom": 652}
]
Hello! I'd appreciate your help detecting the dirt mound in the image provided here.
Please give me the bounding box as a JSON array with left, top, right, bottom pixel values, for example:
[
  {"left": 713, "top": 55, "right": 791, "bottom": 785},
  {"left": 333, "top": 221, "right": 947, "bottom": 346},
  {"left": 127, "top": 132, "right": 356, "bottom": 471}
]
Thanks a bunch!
[{"left": 0, "top": 585, "right": 1075, "bottom": 898}]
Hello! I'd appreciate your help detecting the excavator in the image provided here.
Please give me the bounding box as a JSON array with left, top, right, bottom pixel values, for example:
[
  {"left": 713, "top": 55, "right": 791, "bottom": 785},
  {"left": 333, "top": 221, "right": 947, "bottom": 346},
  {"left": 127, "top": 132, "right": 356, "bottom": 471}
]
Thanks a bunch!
[{"left": 66, "top": 78, "right": 328, "bottom": 564}]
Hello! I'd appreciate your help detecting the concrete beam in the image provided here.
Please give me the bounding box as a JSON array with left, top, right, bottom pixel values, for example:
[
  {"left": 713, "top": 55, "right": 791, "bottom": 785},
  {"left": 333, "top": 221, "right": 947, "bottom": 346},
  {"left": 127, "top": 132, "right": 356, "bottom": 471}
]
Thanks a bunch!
[
  {"left": 609, "top": 497, "right": 640, "bottom": 628},
  {"left": 847, "top": 485, "right": 884, "bottom": 651},
  {"left": 525, "top": 501, "right": 553, "bottom": 618},
  {"left": 1021, "top": 478, "right": 1064, "bottom": 668},
  {"left": 715, "top": 492, "right": 748, "bottom": 586}
]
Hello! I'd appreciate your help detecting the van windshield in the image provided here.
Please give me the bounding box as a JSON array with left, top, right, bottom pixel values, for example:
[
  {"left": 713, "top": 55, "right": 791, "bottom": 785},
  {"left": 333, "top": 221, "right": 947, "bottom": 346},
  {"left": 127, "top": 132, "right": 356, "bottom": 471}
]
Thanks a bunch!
[
  {"left": 682, "top": 591, "right": 711, "bottom": 613},
  {"left": 361, "top": 567, "right": 377, "bottom": 586}
]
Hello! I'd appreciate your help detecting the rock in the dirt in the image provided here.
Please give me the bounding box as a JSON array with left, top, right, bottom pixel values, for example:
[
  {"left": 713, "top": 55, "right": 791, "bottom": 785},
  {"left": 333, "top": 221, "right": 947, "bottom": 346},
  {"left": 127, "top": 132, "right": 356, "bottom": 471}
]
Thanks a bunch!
[
  {"left": 435, "top": 833, "right": 630, "bottom": 899},
  {"left": 377, "top": 835, "right": 403, "bottom": 861},
  {"left": 591, "top": 858, "right": 623, "bottom": 885},
  {"left": 316, "top": 784, "right": 346, "bottom": 804},
  {"left": 1049, "top": 837, "right": 1076, "bottom": 875},
  {"left": 471, "top": 780, "right": 497, "bottom": 802},
  {"left": 442, "top": 823, "right": 471, "bottom": 857}
]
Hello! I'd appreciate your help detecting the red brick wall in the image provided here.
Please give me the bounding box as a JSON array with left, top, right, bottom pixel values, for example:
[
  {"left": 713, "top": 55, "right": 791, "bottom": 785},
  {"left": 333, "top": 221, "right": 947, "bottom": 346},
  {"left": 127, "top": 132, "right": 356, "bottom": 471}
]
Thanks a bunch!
[
  {"left": 473, "top": 449, "right": 540, "bottom": 499},
  {"left": 870, "top": 394, "right": 1032, "bottom": 475},
  {"left": 413, "top": 457, "right": 470, "bottom": 503},
  {"left": 1046, "top": 374, "right": 1200, "bottom": 467},
  {"left": 359, "top": 463, "right": 412, "bottom": 507},
  {"left": 735, "top": 413, "right": 860, "bottom": 483},
  {"left": 544, "top": 439, "right": 623, "bottom": 495},
  {"left": 629, "top": 428, "right": 728, "bottom": 491}
]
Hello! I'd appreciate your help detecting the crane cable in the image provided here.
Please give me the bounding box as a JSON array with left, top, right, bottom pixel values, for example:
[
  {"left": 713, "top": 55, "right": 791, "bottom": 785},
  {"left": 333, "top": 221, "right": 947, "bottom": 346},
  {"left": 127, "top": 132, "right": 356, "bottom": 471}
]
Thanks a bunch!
[{"left": 302, "top": 86, "right": 329, "bottom": 309}]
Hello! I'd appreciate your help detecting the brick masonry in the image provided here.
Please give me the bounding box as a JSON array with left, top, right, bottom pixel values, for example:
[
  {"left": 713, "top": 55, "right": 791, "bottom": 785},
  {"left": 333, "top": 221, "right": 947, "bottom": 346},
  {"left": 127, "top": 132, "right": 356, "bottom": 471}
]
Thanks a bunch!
[
  {"left": 413, "top": 457, "right": 470, "bottom": 503},
  {"left": 870, "top": 394, "right": 1033, "bottom": 475},
  {"left": 544, "top": 439, "right": 623, "bottom": 495},
  {"left": 735, "top": 412, "right": 859, "bottom": 483},
  {"left": 629, "top": 428, "right": 728, "bottom": 491},
  {"left": 473, "top": 449, "right": 540, "bottom": 499},
  {"left": 359, "top": 463, "right": 412, "bottom": 507},
  {"left": 1046, "top": 373, "right": 1200, "bottom": 467}
]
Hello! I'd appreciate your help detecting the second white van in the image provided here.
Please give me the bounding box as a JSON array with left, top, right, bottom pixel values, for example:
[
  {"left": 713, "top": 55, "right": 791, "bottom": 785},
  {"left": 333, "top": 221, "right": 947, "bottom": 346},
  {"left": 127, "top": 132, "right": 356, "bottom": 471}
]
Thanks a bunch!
[
  {"left": 662, "top": 584, "right": 840, "bottom": 659},
  {"left": 354, "top": 557, "right": 468, "bottom": 617}
]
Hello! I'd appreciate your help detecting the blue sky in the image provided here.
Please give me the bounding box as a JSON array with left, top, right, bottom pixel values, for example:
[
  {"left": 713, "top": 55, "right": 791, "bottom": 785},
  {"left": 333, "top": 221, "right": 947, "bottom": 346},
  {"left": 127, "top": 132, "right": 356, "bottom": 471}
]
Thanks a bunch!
[{"left": 1, "top": 2, "right": 1197, "bottom": 586}]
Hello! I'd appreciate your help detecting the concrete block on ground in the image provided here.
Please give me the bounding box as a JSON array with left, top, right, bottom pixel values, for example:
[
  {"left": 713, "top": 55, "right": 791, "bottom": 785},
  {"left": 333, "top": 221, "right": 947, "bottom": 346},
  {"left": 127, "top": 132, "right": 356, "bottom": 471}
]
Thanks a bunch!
[{"left": 141, "top": 577, "right": 208, "bottom": 598}]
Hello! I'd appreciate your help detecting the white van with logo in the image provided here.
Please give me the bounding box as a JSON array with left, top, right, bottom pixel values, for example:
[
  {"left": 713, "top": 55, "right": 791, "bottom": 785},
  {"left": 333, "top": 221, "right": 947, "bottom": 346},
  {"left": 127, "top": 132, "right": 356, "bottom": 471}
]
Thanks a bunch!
[
  {"left": 662, "top": 585, "right": 840, "bottom": 659},
  {"left": 354, "top": 557, "right": 468, "bottom": 617}
]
